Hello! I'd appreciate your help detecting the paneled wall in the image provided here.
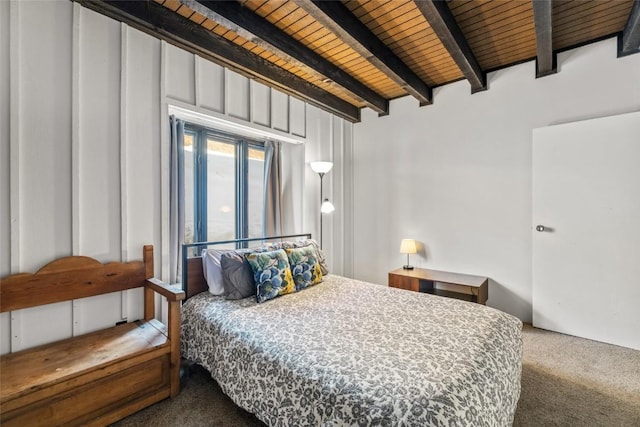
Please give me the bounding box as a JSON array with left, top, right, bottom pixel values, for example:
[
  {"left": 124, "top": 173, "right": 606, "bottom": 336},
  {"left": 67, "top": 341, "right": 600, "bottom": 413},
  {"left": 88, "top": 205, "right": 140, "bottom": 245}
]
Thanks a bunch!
[
  {"left": 0, "top": 1, "right": 353, "bottom": 355},
  {"left": 304, "top": 106, "right": 354, "bottom": 278},
  {"left": 0, "top": 0, "right": 11, "bottom": 354},
  {"left": 161, "top": 45, "right": 307, "bottom": 140}
]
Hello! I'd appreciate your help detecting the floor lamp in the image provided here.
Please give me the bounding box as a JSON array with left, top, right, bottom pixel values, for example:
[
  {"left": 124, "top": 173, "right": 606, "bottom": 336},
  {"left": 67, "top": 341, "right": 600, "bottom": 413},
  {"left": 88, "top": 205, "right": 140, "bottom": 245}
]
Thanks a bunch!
[{"left": 310, "top": 161, "right": 335, "bottom": 248}]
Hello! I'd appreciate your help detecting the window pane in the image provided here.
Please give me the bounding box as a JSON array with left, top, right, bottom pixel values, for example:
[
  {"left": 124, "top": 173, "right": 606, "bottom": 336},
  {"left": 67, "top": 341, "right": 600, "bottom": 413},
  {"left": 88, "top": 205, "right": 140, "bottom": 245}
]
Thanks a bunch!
[
  {"left": 207, "top": 138, "right": 236, "bottom": 242},
  {"left": 247, "top": 146, "right": 265, "bottom": 238},
  {"left": 183, "top": 132, "right": 196, "bottom": 245}
]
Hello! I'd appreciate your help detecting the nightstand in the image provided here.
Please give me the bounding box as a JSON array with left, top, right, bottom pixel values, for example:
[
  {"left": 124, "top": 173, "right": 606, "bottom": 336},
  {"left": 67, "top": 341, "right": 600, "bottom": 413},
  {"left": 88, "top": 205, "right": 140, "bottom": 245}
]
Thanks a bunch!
[{"left": 388, "top": 267, "right": 488, "bottom": 305}]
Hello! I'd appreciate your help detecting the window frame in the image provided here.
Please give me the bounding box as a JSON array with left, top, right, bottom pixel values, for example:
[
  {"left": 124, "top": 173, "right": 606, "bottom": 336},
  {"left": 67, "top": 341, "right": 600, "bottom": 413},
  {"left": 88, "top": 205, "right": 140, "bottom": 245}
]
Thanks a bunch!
[{"left": 183, "top": 123, "right": 265, "bottom": 246}]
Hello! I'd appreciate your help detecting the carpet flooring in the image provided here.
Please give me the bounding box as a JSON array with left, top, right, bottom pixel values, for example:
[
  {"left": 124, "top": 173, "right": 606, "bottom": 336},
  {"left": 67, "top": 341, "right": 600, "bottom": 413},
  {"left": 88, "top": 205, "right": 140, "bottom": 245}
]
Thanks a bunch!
[
  {"left": 113, "top": 324, "right": 640, "bottom": 426},
  {"left": 513, "top": 324, "right": 640, "bottom": 426}
]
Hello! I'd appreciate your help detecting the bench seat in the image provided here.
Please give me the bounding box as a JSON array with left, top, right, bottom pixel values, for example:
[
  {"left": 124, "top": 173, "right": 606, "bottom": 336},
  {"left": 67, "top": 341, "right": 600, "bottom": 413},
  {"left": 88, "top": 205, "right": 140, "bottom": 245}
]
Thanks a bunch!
[{"left": 0, "top": 246, "right": 183, "bottom": 426}]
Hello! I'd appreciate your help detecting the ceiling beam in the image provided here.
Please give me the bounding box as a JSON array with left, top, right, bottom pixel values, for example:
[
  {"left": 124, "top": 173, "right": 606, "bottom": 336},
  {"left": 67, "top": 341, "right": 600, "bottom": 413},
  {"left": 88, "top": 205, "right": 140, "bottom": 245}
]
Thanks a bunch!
[
  {"left": 294, "top": 0, "right": 432, "bottom": 106},
  {"left": 532, "top": 0, "right": 557, "bottom": 78},
  {"left": 74, "top": 0, "right": 360, "bottom": 123},
  {"left": 184, "top": 0, "right": 389, "bottom": 115},
  {"left": 618, "top": 0, "right": 640, "bottom": 57},
  {"left": 415, "top": 0, "right": 486, "bottom": 93}
]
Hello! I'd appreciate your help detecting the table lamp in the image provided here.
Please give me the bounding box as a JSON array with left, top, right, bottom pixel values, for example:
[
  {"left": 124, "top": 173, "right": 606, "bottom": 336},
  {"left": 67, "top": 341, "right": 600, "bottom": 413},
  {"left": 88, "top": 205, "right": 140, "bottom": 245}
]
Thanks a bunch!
[{"left": 400, "top": 239, "right": 417, "bottom": 270}]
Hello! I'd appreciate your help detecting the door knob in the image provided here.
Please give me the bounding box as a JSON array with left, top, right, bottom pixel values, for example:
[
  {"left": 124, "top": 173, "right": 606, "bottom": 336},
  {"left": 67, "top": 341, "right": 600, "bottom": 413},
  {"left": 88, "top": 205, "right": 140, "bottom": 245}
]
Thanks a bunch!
[{"left": 536, "top": 225, "right": 546, "bottom": 232}]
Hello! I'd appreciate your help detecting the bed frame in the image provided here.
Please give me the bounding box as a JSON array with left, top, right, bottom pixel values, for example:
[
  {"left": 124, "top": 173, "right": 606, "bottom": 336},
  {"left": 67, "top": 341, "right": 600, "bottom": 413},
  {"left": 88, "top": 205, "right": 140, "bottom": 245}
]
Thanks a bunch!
[{"left": 181, "top": 233, "right": 312, "bottom": 300}]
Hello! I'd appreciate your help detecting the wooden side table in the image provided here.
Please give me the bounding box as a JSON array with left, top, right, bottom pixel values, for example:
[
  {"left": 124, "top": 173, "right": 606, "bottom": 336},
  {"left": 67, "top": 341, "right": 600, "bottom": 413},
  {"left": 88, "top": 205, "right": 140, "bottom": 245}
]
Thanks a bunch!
[{"left": 388, "top": 267, "right": 488, "bottom": 305}]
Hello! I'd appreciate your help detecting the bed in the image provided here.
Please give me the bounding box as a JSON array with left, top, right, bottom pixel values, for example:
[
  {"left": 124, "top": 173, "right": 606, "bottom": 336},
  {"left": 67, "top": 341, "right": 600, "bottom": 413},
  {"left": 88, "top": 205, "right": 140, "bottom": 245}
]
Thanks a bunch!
[{"left": 180, "top": 235, "right": 522, "bottom": 426}]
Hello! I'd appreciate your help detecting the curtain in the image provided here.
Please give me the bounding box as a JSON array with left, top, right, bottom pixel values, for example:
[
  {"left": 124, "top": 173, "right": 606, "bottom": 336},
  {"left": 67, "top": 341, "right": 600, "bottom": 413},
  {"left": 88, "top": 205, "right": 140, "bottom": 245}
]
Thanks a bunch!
[
  {"left": 169, "top": 115, "right": 185, "bottom": 284},
  {"left": 263, "top": 140, "right": 283, "bottom": 237}
]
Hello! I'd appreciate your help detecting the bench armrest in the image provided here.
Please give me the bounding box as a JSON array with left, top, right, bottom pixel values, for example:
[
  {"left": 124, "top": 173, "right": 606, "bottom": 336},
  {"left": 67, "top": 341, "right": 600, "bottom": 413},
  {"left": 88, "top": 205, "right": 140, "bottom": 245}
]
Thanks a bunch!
[
  {"left": 143, "top": 277, "right": 183, "bottom": 398},
  {"left": 145, "top": 278, "right": 185, "bottom": 302}
]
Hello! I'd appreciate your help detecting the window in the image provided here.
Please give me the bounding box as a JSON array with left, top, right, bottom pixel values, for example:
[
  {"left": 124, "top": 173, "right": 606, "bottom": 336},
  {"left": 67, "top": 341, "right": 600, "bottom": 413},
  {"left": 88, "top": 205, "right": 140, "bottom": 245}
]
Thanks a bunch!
[{"left": 183, "top": 124, "right": 265, "bottom": 249}]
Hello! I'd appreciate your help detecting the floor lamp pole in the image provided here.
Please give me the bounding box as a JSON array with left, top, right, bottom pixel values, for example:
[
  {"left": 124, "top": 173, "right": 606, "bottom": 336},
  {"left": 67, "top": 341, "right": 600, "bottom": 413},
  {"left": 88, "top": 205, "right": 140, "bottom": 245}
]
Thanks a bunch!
[{"left": 319, "top": 172, "right": 324, "bottom": 249}]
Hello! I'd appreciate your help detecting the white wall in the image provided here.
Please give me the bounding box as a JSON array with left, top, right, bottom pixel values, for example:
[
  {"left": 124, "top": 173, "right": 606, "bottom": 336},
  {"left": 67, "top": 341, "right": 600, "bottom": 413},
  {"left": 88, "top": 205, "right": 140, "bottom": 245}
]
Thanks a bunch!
[
  {"left": 352, "top": 38, "right": 640, "bottom": 322},
  {"left": 0, "top": 1, "right": 352, "bottom": 354}
]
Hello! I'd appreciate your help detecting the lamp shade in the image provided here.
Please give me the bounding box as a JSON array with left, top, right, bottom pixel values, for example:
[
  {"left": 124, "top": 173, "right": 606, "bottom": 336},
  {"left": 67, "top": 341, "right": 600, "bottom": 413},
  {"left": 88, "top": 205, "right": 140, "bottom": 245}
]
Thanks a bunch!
[
  {"left": 320, "top": 199, "right": 335, "bottom": 213},
  {"left": 399, "top": 239, "right": 417, "bottom": 254},
  {"left": 310, "top": 161, "right": 333, "bottom": 174}
]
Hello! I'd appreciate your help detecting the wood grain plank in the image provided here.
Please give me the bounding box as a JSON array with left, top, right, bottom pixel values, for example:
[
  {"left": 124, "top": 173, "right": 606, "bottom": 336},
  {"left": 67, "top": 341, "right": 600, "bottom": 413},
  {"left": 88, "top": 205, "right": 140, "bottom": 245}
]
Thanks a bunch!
[
  {"left": 2, "top": 355, "right": 169, "bottom": 426},
  {"left": 161, "top": 0, "right": 182, "bottom": 12},
  {"left": 252, "top": 0, "right": 280, "bottom": 16},
  {"left": 310, "top": 36, "right": 346, "bottom": 56},
  {"left": 175, "top": 4, "right": 195, "bottom": 20},
  {"left": 277, "top": 8, "right": 310, "bottom": 33},
  {"left": 83, "top": 0, "right": 361, "bottom": 121},
  {"left": 554, "top": 10, "right": 631, "bottom": 43},
  {"left": 480, "top": 41, "right": 537, "bottom": 69},
  {"left": 472, "top": 29, "right": 537, "bottom": 59},
  {"left": 463, "top": 14, "right": 535, "bottom": 43},
  {"left": 448, "top": 0, "right": 494, "bottom": 15},
  {"left": 415, "top": 0, "right": 486, "bottom": 92},
  {"left": 361, "top": 1, "right": 421, "bottom": 32},
  {"left": 468, "top": 19, "right": 535, "bottom": 47},
  {"left": 1, "top": 259, "right": 147, "bottom": 312},
  {"left": 360, "top": 0, "right": 415, "bottom": 27},
  {"left": 375, "top": 14, "right": 433, "bottom": 44},
  {"left": 456, "top": 3, "right": 533, "bottom": 34},
  {"left": 0, "top": 320, "right": 168, "bottom": 404},
  {"left": 454, "top": 0, "right": 529, "bottom": 27},
  {"left": 187, "top": 10, "right": 207, "bottom": 25},
  {"left": 184, "top": 257, "right": 206, "bottom": 299},
  {"left": 263, "top": 1, "right": 299, "bottom": 24},
  {"left": 185, "top": 0, "right": 388, "bottom": 114},
  {"left": 168, "top": 300, "right": 181, "bottom": 397},
  {"left": 554, "top": 2, "right": 629, "bottom": 27}
]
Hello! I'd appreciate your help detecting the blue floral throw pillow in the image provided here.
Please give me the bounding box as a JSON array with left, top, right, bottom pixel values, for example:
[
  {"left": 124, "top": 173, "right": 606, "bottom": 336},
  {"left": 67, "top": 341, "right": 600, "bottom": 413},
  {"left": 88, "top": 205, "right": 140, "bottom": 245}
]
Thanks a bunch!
[
  {"left": 285, "top": 245, "right": 323, "bottom": 291},
  {"left": 245, "top": 249, "right": 295, "bottom": 303}
]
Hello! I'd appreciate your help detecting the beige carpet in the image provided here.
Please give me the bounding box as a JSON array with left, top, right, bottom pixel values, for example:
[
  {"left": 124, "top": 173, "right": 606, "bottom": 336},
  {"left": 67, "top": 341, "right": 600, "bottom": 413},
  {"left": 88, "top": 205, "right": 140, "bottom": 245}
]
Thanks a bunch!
[
  {"left": 113, "top": 324, "right": 640, "bottom": 426},
  {"left": 514, "top": 324, "right": 640, "bottom": 426}
]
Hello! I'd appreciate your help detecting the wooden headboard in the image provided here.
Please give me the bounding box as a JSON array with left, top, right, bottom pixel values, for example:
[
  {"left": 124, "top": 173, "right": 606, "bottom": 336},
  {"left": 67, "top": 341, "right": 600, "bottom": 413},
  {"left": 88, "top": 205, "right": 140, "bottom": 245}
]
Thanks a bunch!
[{"left": 182, "top": 233, "right": 312, "bottom": 300}]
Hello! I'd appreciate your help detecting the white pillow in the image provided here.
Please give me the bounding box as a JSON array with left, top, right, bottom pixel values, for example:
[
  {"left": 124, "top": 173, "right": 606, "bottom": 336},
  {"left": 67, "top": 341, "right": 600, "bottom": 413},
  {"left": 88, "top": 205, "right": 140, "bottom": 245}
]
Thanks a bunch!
[{"left": 201, "top": 249, "right": 226, "bottom": 295}]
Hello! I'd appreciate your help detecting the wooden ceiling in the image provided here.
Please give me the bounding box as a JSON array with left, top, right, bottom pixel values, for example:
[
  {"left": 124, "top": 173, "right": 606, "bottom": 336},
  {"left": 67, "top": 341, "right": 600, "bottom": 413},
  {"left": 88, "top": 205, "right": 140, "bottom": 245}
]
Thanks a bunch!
[{"left": 77, "top": 0, "right": 640, "bottom": 122}]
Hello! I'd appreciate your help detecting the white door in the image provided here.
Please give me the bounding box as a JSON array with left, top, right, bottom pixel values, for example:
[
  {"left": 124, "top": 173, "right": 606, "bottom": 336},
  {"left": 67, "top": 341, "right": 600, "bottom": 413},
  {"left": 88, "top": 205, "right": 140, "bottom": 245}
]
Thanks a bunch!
[{"left": 532, "top": 111, "right": 640, "bottom": 350}]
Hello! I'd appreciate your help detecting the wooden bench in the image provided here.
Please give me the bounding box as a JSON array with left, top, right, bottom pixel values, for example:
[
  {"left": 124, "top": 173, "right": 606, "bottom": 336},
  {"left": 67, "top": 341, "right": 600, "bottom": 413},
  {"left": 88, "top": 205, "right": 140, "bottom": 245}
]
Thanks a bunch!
[{"left": 0, "top": 245, "right": 185, "bottom": 426}]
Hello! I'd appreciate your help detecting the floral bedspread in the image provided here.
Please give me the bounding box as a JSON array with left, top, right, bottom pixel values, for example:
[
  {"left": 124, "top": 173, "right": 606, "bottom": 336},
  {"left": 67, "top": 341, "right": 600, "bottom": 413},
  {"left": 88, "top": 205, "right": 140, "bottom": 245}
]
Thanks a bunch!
[{"left": 181, "top": 275, "right": 522, "bottom": 426}]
